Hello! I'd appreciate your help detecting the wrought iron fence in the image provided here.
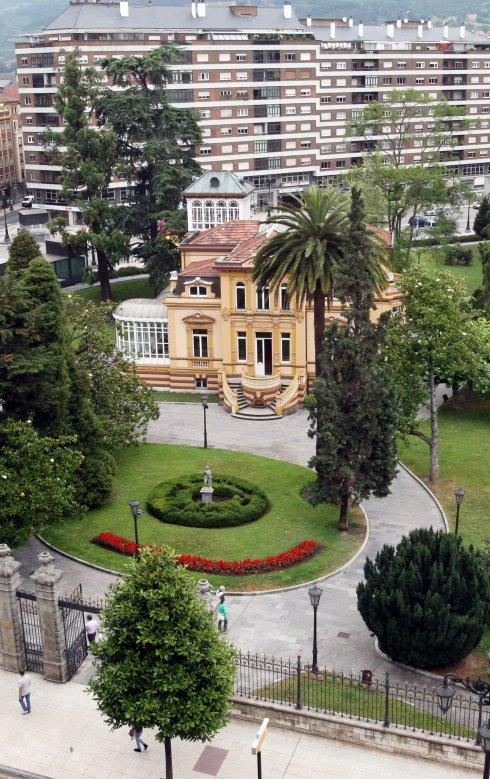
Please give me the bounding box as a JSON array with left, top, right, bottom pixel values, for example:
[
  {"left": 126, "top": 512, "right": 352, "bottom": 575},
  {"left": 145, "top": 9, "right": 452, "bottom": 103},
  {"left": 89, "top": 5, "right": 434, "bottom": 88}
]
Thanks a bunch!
[{"left": 234, "top": 652, "right": 482, "bottom": 743}]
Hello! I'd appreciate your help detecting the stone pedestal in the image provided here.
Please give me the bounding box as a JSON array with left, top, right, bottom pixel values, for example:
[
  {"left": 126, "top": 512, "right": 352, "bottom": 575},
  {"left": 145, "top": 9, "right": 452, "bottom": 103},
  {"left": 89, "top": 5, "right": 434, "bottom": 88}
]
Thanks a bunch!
[
  {"left": 0, "top": 544, "right": 25, "bottom": 673},
  {"left": 200, "top": 487, "right": 214, "bottom": 504},
  {"left": 31, "top": 551, "right": 68, "bottom": 683}
]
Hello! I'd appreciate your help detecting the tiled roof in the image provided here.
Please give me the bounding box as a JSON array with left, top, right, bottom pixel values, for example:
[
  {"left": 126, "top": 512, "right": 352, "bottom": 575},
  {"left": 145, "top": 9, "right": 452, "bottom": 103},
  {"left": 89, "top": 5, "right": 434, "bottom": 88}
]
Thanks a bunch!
[
  {"left": 183, "top": 220, "right": 262, "bottom": 248},
  {"left": 181, "top": 258, "right": 220, "bottom": 276},
  {"left": 1, "top": 85, "right": 19, "bottom": 103},
  {"left": 219, "top": 230, "right": 274, "bottom": 264}
]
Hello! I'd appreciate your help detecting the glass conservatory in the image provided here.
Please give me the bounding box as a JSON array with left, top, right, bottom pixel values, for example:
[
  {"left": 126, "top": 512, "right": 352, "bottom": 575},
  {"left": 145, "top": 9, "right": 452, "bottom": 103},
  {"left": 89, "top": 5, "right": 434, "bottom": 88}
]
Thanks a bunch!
[{"left": 114, "top": 298, "right": 169, "bottom": 363}]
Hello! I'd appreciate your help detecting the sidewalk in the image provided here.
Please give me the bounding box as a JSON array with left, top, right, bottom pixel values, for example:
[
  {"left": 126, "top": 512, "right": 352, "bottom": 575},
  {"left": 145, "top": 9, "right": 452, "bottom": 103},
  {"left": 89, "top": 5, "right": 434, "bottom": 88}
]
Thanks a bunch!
[{"left": 0, "top": 667, "right": 479, "bottom": 779}]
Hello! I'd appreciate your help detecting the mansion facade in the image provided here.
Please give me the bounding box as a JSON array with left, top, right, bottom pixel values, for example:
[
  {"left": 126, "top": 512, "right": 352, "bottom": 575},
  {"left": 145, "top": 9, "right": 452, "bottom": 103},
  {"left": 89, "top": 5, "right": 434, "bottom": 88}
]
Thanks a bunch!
[{"left": 115, "top": 171, "right": 401, "bottom": 417}]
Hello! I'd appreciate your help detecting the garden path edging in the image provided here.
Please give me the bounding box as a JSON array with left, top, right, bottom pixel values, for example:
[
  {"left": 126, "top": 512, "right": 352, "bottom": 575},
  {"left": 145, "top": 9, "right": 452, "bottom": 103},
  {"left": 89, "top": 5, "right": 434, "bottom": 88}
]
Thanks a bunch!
[{"left": 397, "top": 462, "right": 449, "bottom": 533}]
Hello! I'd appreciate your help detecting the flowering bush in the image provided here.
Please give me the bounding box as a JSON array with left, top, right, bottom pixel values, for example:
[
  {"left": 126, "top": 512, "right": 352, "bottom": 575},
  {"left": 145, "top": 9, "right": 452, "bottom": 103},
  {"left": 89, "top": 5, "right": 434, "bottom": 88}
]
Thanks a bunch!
[{"left": 92, "top": 532, "right": 323, "bottom": 575}]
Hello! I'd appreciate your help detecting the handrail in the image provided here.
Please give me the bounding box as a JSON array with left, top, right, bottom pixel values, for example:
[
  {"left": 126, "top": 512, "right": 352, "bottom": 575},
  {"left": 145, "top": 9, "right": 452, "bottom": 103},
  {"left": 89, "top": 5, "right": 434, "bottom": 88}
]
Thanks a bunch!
[
  {"left": 276, "top": 373, "right": 306, "bottom": 416},
  {"left": 221, "top": 371, "right": 239, "bottom": 414},
  {"left": 242, "top": 373, "right": 281, "bottom": 392}
]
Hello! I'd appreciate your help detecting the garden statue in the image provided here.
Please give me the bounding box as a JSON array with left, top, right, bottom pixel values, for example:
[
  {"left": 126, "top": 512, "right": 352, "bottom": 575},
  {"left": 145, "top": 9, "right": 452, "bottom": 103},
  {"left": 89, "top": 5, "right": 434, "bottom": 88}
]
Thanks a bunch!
[{"left": 201, "top": 466, "right": 214, "bottom": 503}]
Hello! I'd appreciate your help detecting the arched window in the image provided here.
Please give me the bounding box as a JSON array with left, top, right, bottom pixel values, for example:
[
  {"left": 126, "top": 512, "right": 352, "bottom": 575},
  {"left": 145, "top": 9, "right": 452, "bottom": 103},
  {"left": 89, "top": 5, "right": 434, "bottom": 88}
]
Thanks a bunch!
[
  {"left": 228, "top": 200, "right": 239, "bottom": 220},
  {"left": 216, "top": 200, "right": 227, "bottom": 224},
  {"left": 204, "top": 200, "right": 214, "bottom": 229},
  {"left": 191, "top": 200, "right": 203, "bottom": 230},
  {"left": 235, "top": 282, "right": 246, "bottom": 310}
]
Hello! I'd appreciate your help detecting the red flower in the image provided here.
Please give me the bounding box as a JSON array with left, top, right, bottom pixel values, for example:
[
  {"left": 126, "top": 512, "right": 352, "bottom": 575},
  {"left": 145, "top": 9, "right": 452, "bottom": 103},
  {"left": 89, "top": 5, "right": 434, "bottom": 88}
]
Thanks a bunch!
[{"left": 92, "top": 533, "right": 323, "bottom": 575}]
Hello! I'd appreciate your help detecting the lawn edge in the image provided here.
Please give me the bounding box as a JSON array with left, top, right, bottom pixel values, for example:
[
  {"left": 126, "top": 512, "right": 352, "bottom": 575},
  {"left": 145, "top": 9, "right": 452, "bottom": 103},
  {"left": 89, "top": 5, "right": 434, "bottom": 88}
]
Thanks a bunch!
[{"left": 398, "top": 462, "right": 449, "bottom": 532}]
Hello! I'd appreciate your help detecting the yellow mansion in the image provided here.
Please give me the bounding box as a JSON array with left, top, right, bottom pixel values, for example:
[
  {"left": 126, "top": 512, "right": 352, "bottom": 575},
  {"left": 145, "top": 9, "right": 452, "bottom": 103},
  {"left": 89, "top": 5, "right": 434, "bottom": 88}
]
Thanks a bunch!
[{"left": 114, "top": 172, "right": 401, "bottom": 418}]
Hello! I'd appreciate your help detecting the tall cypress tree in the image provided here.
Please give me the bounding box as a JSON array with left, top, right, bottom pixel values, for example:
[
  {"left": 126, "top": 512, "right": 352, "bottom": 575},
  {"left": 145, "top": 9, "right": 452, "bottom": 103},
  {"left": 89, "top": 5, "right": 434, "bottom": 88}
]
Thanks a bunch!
[
  {"left": 473, "top": 195, "right": 490, "bottom": 237},
  {"left": 308, "top": 188, "right": 398, "bottom": 530}
]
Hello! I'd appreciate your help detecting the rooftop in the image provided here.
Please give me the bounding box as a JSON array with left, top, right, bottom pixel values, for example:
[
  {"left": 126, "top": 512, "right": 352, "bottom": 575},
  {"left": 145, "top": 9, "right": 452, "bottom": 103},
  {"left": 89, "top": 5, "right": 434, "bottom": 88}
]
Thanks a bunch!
[
  {"left": 183, "top": 170, "right": 254, "bottom": 198},
  {"left": 113, "top": 297, "right": 168, "bottom": 320},
  {"left": 182, "top": 219, "right": 262, "bottom": 249}
]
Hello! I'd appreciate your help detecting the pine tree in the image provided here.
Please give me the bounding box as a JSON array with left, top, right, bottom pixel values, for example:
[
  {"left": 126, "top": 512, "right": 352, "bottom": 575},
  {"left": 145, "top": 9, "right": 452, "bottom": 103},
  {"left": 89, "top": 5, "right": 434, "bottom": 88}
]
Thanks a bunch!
[
  {"left": 357, "top": 528, "right": 490, "bottom": 668},
  {"left": 89, "top": 549, "right": 236, "bottom": 779},
  {"left": 7, "top": 229, "right": 41, "bottom": 273},
  {"left": 308, "top": 188, "right": 398, "bottom": 530},
  {"left": 473, "top": 195, "right": 490, "bottom": 237}
]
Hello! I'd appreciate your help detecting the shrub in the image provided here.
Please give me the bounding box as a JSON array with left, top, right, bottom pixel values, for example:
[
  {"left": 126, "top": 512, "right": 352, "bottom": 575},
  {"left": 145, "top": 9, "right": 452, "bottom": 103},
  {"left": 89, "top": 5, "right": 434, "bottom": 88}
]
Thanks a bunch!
[
  {"left": 113, "top": 265, "right": 144, "bottom": 278},
  {"left": 357, "top": 528, "right": 490, "bottom": 669},
  {"left": 444, "top": 245, "right": 473, "bottom": 266},
  {"left": 147, "top": 474, "right": 269, "bottom": 528},
  {"left": 92, "top": 532, "right": 323, "bottom": 574}
]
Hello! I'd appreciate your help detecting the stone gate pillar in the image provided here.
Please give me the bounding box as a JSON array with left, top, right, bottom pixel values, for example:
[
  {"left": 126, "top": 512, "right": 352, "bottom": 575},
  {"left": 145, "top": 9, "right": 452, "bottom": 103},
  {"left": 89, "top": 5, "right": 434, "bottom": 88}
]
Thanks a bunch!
[
  {"left": 31, "top": 551, "right": 68, "bottom": 683},
  {"left": 0, "top": 544, "right": 25, "bottom": 673}
]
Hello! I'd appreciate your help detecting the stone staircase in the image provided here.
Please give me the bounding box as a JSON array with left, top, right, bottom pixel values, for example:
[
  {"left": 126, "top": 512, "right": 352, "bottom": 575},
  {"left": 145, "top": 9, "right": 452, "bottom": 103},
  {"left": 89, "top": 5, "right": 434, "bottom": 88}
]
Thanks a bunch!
[{"left": 228, "top": 379, "right": 281, "bottom": 420}]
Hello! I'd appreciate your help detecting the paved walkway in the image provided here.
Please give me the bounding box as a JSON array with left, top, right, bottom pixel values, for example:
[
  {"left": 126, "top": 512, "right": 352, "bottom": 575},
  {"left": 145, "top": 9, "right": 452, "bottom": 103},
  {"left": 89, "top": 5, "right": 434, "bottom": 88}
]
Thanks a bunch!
[{"left": 0, "top": 669, "right": 478, "bottom": 779}]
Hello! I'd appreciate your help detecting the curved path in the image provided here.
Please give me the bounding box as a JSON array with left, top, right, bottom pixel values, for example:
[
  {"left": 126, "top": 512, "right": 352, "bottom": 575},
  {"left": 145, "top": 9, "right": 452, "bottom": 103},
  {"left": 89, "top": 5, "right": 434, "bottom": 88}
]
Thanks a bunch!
[{"left": 15, "top": 403, "right": 445, "bottom": 685}]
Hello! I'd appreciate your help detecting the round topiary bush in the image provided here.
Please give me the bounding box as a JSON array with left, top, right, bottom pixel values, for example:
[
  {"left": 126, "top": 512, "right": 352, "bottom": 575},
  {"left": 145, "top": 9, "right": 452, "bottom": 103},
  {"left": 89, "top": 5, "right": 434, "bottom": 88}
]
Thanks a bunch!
[
  {"left": 146, "top": 474, "right": 269, "bottom": 528},
  {"left": 356, "top": 528, "right": 490, "bottom": 669}
]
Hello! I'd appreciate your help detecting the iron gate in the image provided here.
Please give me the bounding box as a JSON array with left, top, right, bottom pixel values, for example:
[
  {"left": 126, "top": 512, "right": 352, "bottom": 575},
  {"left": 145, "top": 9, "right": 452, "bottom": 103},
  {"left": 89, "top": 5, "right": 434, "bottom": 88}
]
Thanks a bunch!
[
  {"left": 17, "top": 590, "right": 43, "bottom": 673},
  {"left": 59, "top": 584, "right": 88, "bottom": 679}
]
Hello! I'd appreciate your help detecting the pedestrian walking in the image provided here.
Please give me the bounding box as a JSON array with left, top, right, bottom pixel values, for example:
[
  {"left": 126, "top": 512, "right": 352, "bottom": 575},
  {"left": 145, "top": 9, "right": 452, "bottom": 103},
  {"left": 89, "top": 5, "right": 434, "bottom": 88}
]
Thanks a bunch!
[
  {"left": 129, "top": 724, "right": 148, "bottom": 752},
  {"left": 85, "top": 615, "right": 97, "bottom": 645},
  {"left": 217, "top": 594, "right": 228, "bottom": 633},
  {"left": 18, "top": 670, "right": 31, "bottom": 715}
]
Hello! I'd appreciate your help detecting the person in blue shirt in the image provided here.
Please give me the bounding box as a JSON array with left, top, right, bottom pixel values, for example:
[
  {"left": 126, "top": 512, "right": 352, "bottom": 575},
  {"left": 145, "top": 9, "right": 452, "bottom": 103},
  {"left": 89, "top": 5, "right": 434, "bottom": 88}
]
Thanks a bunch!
[{"left": 217, "top": 594, "right": 228, "bottom": 633}]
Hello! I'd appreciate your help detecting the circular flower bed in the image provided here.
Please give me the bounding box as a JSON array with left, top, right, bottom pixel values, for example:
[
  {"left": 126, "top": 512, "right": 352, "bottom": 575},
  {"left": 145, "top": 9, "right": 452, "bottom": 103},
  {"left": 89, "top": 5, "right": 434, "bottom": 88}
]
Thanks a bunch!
[
  {"left": 92, "top": 532, "right": 323, "bottom": 575},
  {"left": 146, "top": 474, "right": 269, "bottom": 528}
]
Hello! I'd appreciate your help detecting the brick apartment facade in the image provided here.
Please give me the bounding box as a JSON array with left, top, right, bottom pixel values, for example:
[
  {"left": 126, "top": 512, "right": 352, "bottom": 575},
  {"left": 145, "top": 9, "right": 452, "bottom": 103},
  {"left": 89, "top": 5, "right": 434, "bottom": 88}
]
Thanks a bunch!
[
  {"left": 0, "top": 85, "right": 23, "bottom": 198},
  {"left": 14, "top": 1, "right": 490, "bottom": 218}
]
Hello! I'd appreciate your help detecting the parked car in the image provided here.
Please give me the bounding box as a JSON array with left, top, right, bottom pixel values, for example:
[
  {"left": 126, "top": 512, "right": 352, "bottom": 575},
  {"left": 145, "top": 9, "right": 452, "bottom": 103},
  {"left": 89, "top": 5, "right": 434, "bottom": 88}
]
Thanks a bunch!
[
  {"left": 408, "top": 215, "right": 437, "bottom": 228},
  {"left": 21, "top": 195, "right": 35, "bottom": 208}
]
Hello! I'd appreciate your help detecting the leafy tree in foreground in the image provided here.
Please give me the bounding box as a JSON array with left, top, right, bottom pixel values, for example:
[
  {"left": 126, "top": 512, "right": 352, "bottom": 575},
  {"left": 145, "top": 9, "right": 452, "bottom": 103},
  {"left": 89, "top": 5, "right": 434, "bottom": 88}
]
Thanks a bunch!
[
  {"left": 474, "top": 195, "right": 490, "bottom": 238},
  {"left": 65, "top": 295, "right": 159, "bottom": 448},
  {"left": 384, "top": 266, "right": 489, "bottom": 481},
  {"left": 357, "top": 528, "right": 490, "bottom": 668},
  {"left": 308, "top": 189, "right": 397, "bottom": 530},
  {"left": 0, "top": 419, "right": 82, "bottom": 547},
  {"left": 7, "top": 229, "right": 41, "bottom": 273},
  {"left": 89, "top": 549, "right": 236, "bottom": 779}
]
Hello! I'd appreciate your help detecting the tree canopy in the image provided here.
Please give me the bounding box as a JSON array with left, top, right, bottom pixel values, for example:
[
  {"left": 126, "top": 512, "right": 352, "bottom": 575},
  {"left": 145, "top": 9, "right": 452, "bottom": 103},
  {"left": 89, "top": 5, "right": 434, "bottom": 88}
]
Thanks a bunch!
[
  {"left": 89, "top": 548, "right": 236, "bottom": 779},
  {"left": 7, "top": 229, "right": 42, "bottom": 273}
]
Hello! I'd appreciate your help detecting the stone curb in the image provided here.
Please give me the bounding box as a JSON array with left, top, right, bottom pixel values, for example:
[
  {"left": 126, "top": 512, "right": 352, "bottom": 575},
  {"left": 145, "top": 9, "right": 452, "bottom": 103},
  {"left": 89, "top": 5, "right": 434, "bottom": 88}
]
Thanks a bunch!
[
  {"left": 397, "top": 462, "right": 449, "bottom": 533},
  {"left": 374, "top": 638, "right": 446, "bottom": 682},
  {"left": 0, "top": 765, "right": 50, "bottom": 779},
  {"left": 62, "top": 273, "right": 148, "bottom": 293}
]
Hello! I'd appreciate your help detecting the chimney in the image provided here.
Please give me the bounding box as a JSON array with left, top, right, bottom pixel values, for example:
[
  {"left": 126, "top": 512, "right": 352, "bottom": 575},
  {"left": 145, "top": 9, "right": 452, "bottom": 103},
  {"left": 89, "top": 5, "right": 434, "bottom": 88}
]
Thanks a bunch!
[
  {"left": 120, "top": 0, "right": 129, "bottom": 16},
  {"left": 330, "top": 21, "right": 336, "bottom": 38},
  {"left": 417, "top": 23, "right": 423, "bottom": 38},
  {"left": 358, "top": 20, "right": 364, "bottom": 38},
  {"left": 191, "top": 0, "right": 196, "bottom": 17},
  {"left": 348, "top": 17, "right": 353, "bottom": 27},
  {"left": 443, "top": 24, "right": 449, "bottom": 39},
  {"left": 459, "top": 24, "right": 465, "bottom": 38},
  {"left": 396, "top": 18, "right": 401, "bottom": 28},
  {"left": 283, "top": 1, "right": 292, "bottom": 19},
  {"left": 306, "top": 15, "right": 312, "bottom": 26},
  {"left": 386, "top": 22, "right": 394, "bottom": 38},
  {"left": 427, "top": 18, "right": 432, "bottom": 29},
  {"left": 196, "top": 0, "right": 205, "bottom": 17}
]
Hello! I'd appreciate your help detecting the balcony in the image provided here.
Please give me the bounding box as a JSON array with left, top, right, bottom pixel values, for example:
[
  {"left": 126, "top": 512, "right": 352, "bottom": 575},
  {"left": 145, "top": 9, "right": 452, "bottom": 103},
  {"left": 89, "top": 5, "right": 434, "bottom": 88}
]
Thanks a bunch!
[
  {"left": 253, "top": 51, "right": 280, "bottom": 63},
  {"left": 254, "top": 104, "right": 281, "bottom": 118},
  {"left": 30, "top": 55, "right": 54, "bottom": 68},
  {"left": 443, "top": 60, "right": 467, "bottom": 69},
  {"left": 253, "top": 69, "right": 281, "bottom": 82},
  {"left": 443, "top": 90, "right": 466, "bottom": 101},
  {"left": 168, "top": 89, "right": 194, "bottom": 103},
  {"left": 37, "top": 115, "right": 59, "bottom": 127},
  {"left": 352, "top": 60, "right": 379, "bottom": 70},
  {"left": 34, "top": 96, "right": 53, "bottom": 108},
  {"left": 352, "top": 93, "right": 378, "bottom": 104},
  {"left": 442, "top": 75, "right": 467, "bottom": 85}
]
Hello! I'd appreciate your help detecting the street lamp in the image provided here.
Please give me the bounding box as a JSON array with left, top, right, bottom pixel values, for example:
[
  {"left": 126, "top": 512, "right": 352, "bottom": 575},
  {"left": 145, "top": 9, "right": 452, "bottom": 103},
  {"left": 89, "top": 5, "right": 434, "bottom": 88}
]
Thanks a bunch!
[
  {"left": 1, "top": 194, "right": 10, "bottom": 244},
  {"left": 454, "top": 487, "right": 465, "bottom": 537},
  {"left": 129, "top": 499, "right": 142, "bottom": 558},
  {"left": 479, "top": 718, "right": 490, "bottom": 779},
  {"left": 201, "top": 393, "right": 208, "bottom": 449},
  {"left": 466, "top": 195, "right": 471, "bottom": 232},
  {"left": 308, "top": 584, "right": 323, "bottom": 674}
]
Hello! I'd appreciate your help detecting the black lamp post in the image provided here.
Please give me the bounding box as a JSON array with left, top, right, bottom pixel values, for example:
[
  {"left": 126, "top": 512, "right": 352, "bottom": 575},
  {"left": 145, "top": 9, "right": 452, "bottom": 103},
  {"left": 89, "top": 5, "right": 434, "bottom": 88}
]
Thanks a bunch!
[
  {"left": 308, "top": 584, "right": 322, "bottom": 674},
  {"left": 454, "top": 487, "right": 465, "bottom": 537},
  {"left": 479, "top": 718, "right": 490, "bottom": 779},
  {"left": 436, "top": 674, "right": 490, "bottom": 759},
  {"left": 466, "top": 195, "right": 471, "bottom": 232},
  {"left": 201, "top": 393, "right": 208, "bottom": 449},
  {"left": 2, "top": 195, "right": 10, "bottom": 244},
  {"left": 129, "top": 499, "right": 142, "bottom": 558}
]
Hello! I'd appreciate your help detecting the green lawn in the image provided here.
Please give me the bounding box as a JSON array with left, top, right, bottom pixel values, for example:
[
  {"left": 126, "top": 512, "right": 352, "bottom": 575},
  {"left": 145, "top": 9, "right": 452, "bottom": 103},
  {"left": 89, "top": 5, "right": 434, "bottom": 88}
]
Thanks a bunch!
[
  {"left": 398, "top": 396, "right": 490, "bottom": 677},
  {"left": 69, "top": 277, "right": 153, "bottom": 303},
  {"left": 414, "top": 247, "right": 483, "bottom": 295},
  {"left": 259, "top": 674, "right": 473, "bottom": 738},
  {"left": 42, "top": 444, "right": 365, "bottom": 590},
  {"left": 152, "top": 390, "right": 219, "bottom": 404}
]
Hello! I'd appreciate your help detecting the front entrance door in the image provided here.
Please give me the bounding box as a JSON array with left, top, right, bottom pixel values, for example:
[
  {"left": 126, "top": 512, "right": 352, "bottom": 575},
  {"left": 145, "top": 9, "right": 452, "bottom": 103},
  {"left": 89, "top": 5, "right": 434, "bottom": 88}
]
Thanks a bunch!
[{"left": 255, "top": 332, "right": 273, "bottom": 375}]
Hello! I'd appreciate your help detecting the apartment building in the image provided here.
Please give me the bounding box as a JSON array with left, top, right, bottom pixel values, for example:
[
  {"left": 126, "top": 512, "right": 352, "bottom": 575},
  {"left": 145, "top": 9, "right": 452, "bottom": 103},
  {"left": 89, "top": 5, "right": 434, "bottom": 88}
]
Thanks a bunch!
[
  {"left": 14, "top": 1, "right": 490, "bottom": 217},
  {"left": 0, "top": 85, "right": 23, "bottom": 198}
]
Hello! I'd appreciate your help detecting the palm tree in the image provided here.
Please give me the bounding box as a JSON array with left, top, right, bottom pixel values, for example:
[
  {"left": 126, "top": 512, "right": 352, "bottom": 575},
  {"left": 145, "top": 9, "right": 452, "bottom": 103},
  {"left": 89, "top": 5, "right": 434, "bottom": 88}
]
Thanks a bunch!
[{"left": 253, "top": 185, "right": 386, "bottom": 377}]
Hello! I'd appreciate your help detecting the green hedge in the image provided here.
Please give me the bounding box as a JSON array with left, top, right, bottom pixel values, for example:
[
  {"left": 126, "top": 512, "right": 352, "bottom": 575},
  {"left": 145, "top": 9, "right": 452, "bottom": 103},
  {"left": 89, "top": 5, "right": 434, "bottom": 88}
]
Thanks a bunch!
[
  {"left": 412, "top": 234, "right": 480, "bottom": 247},
  {"left": 147, "top": 474, "right": 270, "bottom": 528}
]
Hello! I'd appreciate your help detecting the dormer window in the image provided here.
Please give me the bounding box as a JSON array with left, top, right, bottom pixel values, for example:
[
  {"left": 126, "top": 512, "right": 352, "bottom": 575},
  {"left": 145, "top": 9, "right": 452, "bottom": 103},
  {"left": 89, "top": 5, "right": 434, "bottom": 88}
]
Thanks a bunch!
[
  {"left": 189, "top": 285, "right": 208, "bottom": 297},
  {"left": 210, "top": 176, "right": 220, "bottom": 189}
]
